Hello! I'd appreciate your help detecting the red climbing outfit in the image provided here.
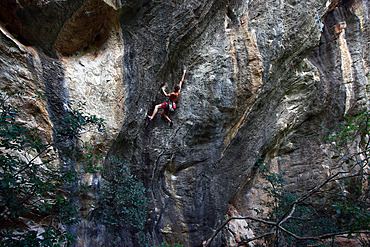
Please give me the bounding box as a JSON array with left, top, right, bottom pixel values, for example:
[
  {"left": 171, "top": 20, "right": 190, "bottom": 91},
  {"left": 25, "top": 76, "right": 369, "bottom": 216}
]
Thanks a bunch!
[{"left": 161, "top": 91, "right": 180, "bottom": 112}]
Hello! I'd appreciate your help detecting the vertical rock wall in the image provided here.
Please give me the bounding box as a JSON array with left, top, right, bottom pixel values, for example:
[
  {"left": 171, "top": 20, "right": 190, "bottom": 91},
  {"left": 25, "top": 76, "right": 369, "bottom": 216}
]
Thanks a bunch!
[{"left": 0, "top": 0, "right": 369, "bottom": 246}]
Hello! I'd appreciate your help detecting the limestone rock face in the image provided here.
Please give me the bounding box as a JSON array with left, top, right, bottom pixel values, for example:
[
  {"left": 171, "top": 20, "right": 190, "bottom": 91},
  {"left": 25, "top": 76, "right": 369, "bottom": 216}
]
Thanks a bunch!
[
  {"left": 0, "top": 26, "right": 51, "bottom": 140},
  {"left": 0, "top": 0, "right": 369, "bottom": 246}
]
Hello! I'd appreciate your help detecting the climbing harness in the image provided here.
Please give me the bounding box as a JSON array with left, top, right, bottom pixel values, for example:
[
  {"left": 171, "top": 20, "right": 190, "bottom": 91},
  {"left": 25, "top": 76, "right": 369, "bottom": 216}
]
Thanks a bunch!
[
  {"left": 168, "top": 101, "right": 176, "bottom": 112},
  {"left": 315, "top": 9, "right": 323, "bottom": 32}
]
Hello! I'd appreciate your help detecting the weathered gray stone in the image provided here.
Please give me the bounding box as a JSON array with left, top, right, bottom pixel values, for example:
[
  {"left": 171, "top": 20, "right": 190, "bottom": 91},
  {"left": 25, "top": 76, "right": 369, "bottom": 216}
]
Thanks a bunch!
[{"left": 0, "top": 0, "right": 369, "bottom": 246}]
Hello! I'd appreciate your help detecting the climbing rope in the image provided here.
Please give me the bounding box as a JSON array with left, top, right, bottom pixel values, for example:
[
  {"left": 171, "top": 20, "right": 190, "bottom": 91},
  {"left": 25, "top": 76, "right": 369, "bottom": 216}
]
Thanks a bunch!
[{"left": 315, "top": 9, "right": 323, "bottom": 32}]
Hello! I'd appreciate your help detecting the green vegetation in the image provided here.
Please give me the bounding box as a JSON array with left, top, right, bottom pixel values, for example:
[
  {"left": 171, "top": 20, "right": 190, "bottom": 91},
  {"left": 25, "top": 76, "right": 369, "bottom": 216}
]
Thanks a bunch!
[
  {"left": 205, "top": 111, "right": 370, "bottom": 246},
  {"left": 0, "top": 90, "right": 104, "bottom": 246},
  {"left": 249, "top": 163, "right": 356, "bottom": 246},
  {"left": 97, "top": 158, "right": 151, "bottom": 245},
  {"left": 0, "top": 89, "right": 173, "bottom": 246}
]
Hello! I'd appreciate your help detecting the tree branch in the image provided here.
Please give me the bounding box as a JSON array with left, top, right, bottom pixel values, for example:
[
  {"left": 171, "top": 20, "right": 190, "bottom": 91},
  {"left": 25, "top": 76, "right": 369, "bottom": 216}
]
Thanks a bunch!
[
  {"left": 240, "top": 228, "right": 276, "bottom": 245},
  {"left": 204, "top": 163, "right": 369, "bottom": 246},
  {"left": 278, "top": 226, "right": 370, "bottom": 241},
  {"left": 203, "top": 216, "right": 276, "bottom": 247}
]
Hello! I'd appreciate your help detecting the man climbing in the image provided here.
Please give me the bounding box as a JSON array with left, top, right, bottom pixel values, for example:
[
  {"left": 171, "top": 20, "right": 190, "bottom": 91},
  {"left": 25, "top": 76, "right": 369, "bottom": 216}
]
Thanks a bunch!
[{"left": 148, "top": 70, "right": 186, "bottom": 126}]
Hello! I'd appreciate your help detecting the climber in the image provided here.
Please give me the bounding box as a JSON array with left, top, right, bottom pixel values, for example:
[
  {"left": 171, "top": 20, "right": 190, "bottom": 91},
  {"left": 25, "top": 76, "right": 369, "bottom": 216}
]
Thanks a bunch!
[{"left": 148, "top": 70, "right": 186, "bottom": 126}]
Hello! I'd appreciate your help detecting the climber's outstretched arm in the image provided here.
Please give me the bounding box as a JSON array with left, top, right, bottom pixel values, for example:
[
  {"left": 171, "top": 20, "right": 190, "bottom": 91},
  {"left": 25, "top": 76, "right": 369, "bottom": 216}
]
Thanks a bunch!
[{"left": 179, "top": 69, "right": 186, "bottom": 90}]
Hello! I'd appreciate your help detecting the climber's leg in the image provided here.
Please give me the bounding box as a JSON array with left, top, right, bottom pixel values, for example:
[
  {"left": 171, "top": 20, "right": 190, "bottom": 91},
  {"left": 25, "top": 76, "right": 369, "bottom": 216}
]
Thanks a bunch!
[
  {"left": 148, "top": 104, "right": 162, "bottom": 120},
  {"left": 161, "top": 111, "right": 172, "bottom": 125}
]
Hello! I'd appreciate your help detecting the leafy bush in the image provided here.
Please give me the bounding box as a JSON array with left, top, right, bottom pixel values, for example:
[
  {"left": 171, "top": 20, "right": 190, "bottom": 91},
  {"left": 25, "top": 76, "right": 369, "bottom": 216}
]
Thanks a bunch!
[
  {"left": 249, "top": 112, "right": 370, "bottom": 246},
  {"left": 97, "top": 158, "right": 151, "bottom": 245},
  {"left": 0, "top": 91, "right": 104, "bottom": 246},
  {"left": 252, "top": 164, "right": 339, "bottom": 246}
]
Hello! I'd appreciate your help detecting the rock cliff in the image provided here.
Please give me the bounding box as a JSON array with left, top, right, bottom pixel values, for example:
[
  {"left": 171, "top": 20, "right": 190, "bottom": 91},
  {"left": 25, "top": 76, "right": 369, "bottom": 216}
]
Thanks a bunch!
[{"left": 0, "top": 0, "right": 369, "bottom": 246}]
